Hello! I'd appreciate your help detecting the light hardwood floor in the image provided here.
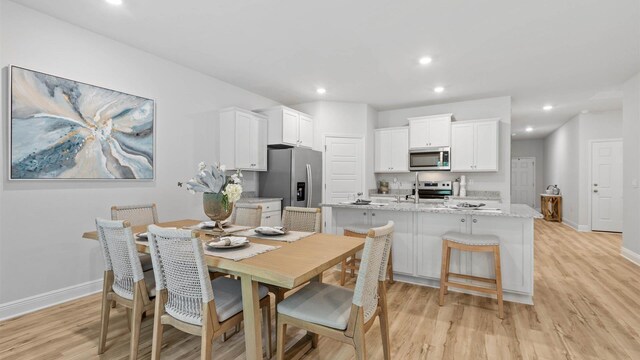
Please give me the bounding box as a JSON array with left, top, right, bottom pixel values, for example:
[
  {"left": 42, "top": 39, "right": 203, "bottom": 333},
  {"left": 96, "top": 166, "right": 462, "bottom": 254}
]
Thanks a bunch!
[{"left": 1, "top": 220, "right": 640, "bottom": 359}]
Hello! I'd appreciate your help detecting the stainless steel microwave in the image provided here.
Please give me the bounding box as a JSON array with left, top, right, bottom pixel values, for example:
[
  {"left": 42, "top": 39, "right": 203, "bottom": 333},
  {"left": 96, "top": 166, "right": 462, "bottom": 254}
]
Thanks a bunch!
[{"left": 409, "top": 147, "right": 451, "bottom": 171}]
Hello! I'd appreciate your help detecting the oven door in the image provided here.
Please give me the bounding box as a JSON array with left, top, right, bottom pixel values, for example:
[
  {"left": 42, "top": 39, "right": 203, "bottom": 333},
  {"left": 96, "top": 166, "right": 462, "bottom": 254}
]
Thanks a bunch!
[{"left": 409, "top": 148, "right": 450, "bottom": 171}]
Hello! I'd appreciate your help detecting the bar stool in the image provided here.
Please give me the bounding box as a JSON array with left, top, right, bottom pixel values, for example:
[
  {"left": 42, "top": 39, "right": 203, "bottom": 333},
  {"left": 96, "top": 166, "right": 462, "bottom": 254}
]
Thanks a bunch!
[
  {"left": 341, "top": 226, "right": 394, "bottom": 286},
  {"left": 438, "top": 231, "right": 504, "bottom": 319}
]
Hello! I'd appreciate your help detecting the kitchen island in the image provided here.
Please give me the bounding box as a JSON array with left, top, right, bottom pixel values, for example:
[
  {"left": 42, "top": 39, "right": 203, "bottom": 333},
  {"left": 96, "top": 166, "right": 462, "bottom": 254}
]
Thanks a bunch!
[{"left": 321, "top": 202, "right": 542, "bottom": 304}]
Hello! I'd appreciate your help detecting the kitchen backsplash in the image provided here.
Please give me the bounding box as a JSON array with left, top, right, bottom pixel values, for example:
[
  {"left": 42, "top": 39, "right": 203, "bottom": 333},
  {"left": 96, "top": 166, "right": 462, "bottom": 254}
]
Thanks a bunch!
[{"left": 374, "top": 172, "right": 502, "bottom": 200}]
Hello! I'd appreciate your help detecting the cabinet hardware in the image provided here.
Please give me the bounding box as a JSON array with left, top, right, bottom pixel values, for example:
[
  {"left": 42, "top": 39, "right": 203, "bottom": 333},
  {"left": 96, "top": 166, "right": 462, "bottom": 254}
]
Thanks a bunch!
[
  {"left": 363, "top": 212, "right": 367, "bottom": 216},
  {"left": 593, "top": 190, "right": 598, "bottom": 193},
  {"left": 593, "top": 183, "right": 598, "bottom": 186},
  {"left": 266, "top": 216, "right": 271, "bottom": 219},
  {"left": 461, "top": 218, "right": 465, "bottom": 222},
  {"left": 473, "top": 218, "right": 478, "bottom": 223},
  {"left": 372, "top": 213, "right": 376, "bottom": 216}
]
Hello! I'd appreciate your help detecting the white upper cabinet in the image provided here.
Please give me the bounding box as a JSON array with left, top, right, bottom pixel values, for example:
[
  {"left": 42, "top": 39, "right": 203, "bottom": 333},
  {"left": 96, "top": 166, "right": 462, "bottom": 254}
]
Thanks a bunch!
[
  {"left": 259, "top": 106, "right": 314, "bottom": 148},
  {"left": 451, "top": 119, "right": 499, "bottom": 172},
  {"left": 375, "top": 127, "right": 409, "bottom": 173},
  {"left": 219, "top": 107, "right": 268, "bottom": 171},
  {"left": 408, "top": 113, "right": 452, "bottom": 149}
]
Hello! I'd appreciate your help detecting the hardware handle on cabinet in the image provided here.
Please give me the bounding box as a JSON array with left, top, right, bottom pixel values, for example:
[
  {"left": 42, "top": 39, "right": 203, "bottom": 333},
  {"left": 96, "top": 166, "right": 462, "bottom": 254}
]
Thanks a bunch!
[
  {"left": 266, "top": 216, "right": 271, "bottom": 219},
  {"left": 473, "top": 218, "right": 478, "bottom": 223},
  {"left": 363, "top": 212, "right": 367, "bottom": 216},
  {"left": 461, "top": 218, "right": 465, "bottom": 223},
  {"left": 372, "top": 213, "right": 376, "bottom": 216}
]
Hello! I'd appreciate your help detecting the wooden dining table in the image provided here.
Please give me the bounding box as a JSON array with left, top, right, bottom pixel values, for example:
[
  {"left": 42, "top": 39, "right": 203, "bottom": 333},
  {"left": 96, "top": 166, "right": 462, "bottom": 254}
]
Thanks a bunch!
[{"left": 82, "top": 219, "right": 365, "bottom": 360}]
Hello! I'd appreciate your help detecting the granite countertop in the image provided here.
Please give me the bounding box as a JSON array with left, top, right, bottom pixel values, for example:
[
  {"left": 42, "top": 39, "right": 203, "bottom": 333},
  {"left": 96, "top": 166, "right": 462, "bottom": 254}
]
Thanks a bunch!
[
  {"left": 368, "top": 189, "right": 501, "bottom": 202},
  {"left": 320, "top": 202, "right": 542, "bottom": 219},
  {"left": 238, "top": 197, "right": 283, "bottom": 203}
]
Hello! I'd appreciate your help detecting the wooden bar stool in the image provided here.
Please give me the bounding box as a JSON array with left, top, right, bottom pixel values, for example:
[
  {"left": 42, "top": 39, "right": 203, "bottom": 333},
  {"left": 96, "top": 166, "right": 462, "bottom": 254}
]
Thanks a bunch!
[
  {"left": 342, "top": 226, "right": 394, "bottom": 286},
  {"left": 438, "top": 231, "right": 504, "bottom": 319}
]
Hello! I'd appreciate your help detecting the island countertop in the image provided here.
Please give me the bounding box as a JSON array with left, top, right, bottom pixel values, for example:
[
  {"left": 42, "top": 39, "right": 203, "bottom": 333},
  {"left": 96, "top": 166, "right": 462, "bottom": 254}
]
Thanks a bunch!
[{"left": 320, "top": 202, "right": 542, "bottom": 219}]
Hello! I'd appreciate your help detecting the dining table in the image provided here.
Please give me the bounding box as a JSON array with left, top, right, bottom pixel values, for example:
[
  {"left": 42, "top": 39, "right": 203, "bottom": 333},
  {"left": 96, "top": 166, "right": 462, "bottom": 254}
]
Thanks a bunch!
[{"left": 82, "top": 219, "right": 365, "bottom": 360}]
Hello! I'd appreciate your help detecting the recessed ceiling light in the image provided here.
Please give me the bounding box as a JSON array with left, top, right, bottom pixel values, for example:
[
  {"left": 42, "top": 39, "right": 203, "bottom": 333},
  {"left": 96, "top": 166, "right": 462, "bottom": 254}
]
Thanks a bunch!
[
  {"left": 434, "top": 86, "right": 445, "bottom": 93},
  {"left": 316, "top": 88, "right": 326, "bottom": 95},
  {"left": 525, "top": 127, "right": 533, "bottom": 132},
  {"left": 543, "top": 105, "right": 553, "bottom": 111},
  {"left": 581, "top": 109, "right": 589, "bottom": 114},
  {"left": 105, "top": 0, "right": 123, "bottom": 5},
  {"left": 419, "top": 57, "right": 433, "bottom": 65}
]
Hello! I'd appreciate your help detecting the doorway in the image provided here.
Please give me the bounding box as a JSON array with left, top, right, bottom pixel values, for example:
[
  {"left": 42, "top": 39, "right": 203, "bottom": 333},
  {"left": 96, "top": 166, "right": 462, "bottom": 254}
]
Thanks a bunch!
[
  {"left": 323, "top": 135, "right": 365, "bottom": 229},
  {"left": 511, "top": 157, "right": 536, "bottom": 208},
  {"left": 591, "top": 139, "right": 623, "bottom": 232}
]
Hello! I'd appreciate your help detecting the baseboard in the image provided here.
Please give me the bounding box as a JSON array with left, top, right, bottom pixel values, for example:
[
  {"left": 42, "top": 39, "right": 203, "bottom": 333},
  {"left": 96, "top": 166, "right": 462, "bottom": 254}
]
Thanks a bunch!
[
  {"left": 562, "top": 218, "right": 579, "bottom": 231},
  {"left": 0, "top": 279, "right": 102, "bottom": 321},
  {"left": 621, "top": 247, "right": 640, "bottom": 266},
  {"left": 578, "top": 225, "right": 591, "bottom": 232}
]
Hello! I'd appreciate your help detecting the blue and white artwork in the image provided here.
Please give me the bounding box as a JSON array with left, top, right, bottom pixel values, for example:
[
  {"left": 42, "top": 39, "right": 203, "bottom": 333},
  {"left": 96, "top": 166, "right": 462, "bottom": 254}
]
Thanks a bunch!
[{"left": 10, "top": 66, "right": 154, "bottom": 180}]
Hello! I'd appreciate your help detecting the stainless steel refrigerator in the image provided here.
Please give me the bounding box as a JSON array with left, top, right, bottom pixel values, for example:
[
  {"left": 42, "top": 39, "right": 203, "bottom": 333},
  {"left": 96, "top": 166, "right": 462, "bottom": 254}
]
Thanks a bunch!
[{"left": 259, "top": 147, "right": 322, "bottom": 208}]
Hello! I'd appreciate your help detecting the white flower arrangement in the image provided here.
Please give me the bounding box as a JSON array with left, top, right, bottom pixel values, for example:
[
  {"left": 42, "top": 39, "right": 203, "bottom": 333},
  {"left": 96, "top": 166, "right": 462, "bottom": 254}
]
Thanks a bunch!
[{"left": 182, "top": 162, "right": 243, "bottom": 205}]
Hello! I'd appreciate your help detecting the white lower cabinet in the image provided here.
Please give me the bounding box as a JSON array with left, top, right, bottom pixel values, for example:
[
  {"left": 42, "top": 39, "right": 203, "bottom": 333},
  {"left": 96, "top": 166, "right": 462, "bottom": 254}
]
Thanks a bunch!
[
  {"left": 415, "top": 213, "right": 467, "bottom": 279},
  {"left": 333, "top": 208, "right": 413, "bottom": 276},
  {"left": 329, "top": 207, "right": 534, "bottom": 303}
]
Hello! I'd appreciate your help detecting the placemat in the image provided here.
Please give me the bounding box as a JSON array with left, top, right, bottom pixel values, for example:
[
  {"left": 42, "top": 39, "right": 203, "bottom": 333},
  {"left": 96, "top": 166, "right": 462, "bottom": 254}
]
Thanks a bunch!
[
  {"left": 203, "top": 242, "right": 280, "bottom": 261},
  {"left": 233, "top": 229, "right": 315, "bottom": 243},
  {"left": 183, "top": 224, "right": 253, "bottom": 234}
]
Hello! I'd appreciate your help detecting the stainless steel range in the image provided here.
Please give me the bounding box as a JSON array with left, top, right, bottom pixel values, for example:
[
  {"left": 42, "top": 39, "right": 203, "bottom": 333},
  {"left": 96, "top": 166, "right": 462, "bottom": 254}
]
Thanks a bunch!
[{"left": 417, "top": 181, "right": 453, "bottom": 199}]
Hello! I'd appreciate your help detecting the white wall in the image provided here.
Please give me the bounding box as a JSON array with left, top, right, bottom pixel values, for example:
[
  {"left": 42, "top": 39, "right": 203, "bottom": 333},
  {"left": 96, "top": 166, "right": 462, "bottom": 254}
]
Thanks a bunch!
[
  {"left": 622, "top": 72, "right": 640, "bottom": 258},
  {"left": 376, "top": 96, "right": 512, "bottom": 202},
  {"left": 0, "top": 1, "right": 278, "bottom": 306},
  {"left": 511, "top": 139, "right": 545, "bottom": 209},
  {"left": 577, "top": 111, "right": 623, "bottom": 227},
  {"left": 543, "top": 110, "right": 623, "bottom": 230},
  {"left": 290, "top": 101, "right": 377, "bottom": 191},
  {"left": 544, "top": 116, "right": 580, "bottom": 226}
]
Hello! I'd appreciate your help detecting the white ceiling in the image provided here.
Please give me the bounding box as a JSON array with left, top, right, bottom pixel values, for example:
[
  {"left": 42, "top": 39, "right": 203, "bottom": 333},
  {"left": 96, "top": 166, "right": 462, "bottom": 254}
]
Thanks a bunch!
[{"left": 11, "top": 0, "right": 640, "bottom": 139}]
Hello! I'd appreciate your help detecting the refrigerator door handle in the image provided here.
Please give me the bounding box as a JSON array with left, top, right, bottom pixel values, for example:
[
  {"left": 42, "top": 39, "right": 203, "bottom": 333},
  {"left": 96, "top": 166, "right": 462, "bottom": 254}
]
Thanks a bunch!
[{"left": 306, "top": 164, "right": 312, "bottom": 208}]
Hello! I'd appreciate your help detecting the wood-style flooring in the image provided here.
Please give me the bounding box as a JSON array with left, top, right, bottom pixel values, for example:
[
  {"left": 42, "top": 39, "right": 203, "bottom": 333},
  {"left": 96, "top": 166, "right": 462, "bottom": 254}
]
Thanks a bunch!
[{"left": 1, "top": 220, "right": 639, "bottom": 359}]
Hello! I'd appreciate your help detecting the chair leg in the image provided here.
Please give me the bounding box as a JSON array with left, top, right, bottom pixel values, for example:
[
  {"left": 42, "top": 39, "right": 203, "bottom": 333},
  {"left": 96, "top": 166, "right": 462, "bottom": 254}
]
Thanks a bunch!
[
  {"left": 350, "top": 257, "right": 356, "bottom": 278},
  {"left": 353, "top": 326, "right": 367, "bottom": 360},
  {"left": 129, "top": 299, "right": 143, "bottom": 360},
  {"left": 98, "top": 293, "right": 111, "bottom": 354},
  {"left": 444, "top": 245, "right": 452, "bottom": 295},
  {"left": 151, "top": 304, "right": 164, "bottom": 360},
  {"left": 378, "top": 283, "right": 391, "bottom": 360},
  {"left": 439, "top": 240, "right": 450, "bottom": 306},
  {"left": 340, "top": 258, "right": 348, "bottom": 286},
  {"left": 125, "top": 308, "right": 132, "bottom": 331},
  {"left": 262, "top": 302, "right": 273, "bottom": 358},
  {"left": 276, "top": 316, "right": 287, "bottom": 360},
  {"left": 494, "top": 245, "right": 504, "bottom": 319},
  {"left": 111, "top": 301, "right": 117, "bottom": 309},
  {"left": 200, "top": 327, "right": 213, "bottom": 360}
]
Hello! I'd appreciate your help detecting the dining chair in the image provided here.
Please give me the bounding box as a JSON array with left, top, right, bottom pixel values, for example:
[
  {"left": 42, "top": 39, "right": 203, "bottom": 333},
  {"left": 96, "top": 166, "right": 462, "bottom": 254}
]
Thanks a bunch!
[
  {"left": 111, "top": 203, "right": 159, "bottom": 272},
  {"left": 281, "top": 207, "right": 321, "bottom": 232},
  {"left": 146, "top": 225, "right": 273, "bottom": 359},
  {"left": 268, "top": 207, "right": 322, "bottom": 304},
  {"left": 95, "top": 218, "right": 156, "bottom": 360},
  {"left": 231, "top": 203, "right": 263, "bottom": 227},
  {"left": 276, "top": 221, "right": 394, "bottom": 360}
]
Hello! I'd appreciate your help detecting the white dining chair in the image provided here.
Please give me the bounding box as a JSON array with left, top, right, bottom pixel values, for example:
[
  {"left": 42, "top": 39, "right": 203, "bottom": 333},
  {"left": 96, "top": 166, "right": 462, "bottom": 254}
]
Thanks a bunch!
[
  {"left": 281, "top": 207, "right": 321, "bottom": 232},
  {"left": 146, "top": 225, "right": 273, "bottom": 359},
  {"left": 276, "top": 221, "right": 394, "bottom": 360},
  {"left": 231, "top": 203, "right": 263, "bottom": 227},
  {"left": 95, "top": 218, "right": 156, "bottom": 360},
  {"left": 111, "top": 203, "right": 159, "bottom": 272}
]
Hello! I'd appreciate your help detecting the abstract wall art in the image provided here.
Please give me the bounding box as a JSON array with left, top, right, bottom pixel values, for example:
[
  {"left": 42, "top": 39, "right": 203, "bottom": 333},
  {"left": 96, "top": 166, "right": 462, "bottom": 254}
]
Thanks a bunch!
[{"left": 9, "top": 66, "right": 155, "bottom": 180}]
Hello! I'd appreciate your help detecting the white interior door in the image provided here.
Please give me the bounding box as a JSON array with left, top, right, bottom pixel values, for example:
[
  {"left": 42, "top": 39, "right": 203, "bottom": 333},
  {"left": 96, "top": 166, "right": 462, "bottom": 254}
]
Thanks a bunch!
[
  {"left": 591, "top": 140, "right": 623, "bottom": 232},
  {"left": 511, "top": 157, "right": 535, "bottom": 208},
  {"left": 325, "top": 136, "right": 364, "bottom": 204}
]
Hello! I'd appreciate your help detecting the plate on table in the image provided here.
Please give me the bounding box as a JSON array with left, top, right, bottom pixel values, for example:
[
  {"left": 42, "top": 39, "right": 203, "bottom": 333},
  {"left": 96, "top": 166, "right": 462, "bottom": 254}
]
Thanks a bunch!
[
  {"left": 135, "top": 232, "right": 148, "bottom": 240},
  {"left": 254, "top": 226, "right": 288, "bottom": 236},
  {"left": 198, "top": 220, "right": 230, "bottom": 229},
  {"left": 206, "top": 236, "right": 249, "bottom": 249}
]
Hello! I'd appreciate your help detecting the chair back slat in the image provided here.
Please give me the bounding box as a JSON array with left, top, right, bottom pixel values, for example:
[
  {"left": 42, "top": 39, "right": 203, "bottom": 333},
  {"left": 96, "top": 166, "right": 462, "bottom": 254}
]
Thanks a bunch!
[
  {"left": 95, "top": 218, "right": 144, "bottom": 300},
  {"left": 232, "top": 204, "right": 262, "bottom": 227},
  {"left": 352, "top": 221, "right": 394, "bottom": 323},
  {"left": 111, "top": 204, "right": 159, "bottom": 226},
  {"left": 281, "top": 207, "right": 321, "bottom": 232},
  {"left": 147, "top": 225, "right": 214, "bottom": 326}
]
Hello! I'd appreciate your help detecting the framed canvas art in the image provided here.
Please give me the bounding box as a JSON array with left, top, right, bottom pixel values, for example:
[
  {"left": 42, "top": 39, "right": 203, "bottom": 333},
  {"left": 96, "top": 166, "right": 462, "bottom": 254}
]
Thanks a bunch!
[{"left": 9, "top": 65, "right": 155, "bottom": 180}]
